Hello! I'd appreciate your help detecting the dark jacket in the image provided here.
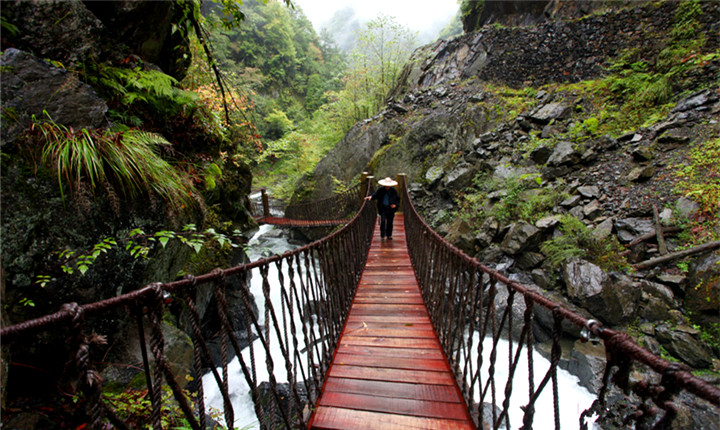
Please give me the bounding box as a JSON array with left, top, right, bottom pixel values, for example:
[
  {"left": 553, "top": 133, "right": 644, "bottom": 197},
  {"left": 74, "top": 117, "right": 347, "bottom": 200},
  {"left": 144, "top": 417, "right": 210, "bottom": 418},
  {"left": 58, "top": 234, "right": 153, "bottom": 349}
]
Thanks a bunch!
[{"left": 370, "top": 187, "right": 400, "bottom": 214}]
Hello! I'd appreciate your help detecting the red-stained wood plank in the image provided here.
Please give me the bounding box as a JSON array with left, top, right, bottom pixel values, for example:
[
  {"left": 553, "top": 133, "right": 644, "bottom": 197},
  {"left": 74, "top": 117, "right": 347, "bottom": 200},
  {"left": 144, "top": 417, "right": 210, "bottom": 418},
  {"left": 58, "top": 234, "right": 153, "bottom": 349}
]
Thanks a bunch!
[
  {"left": 309, "top": 214, "right": 474, "bottom": 429},
  {"left": 328, "top": 365, "right": 456, "bottom": 385},
  {"left": 317, "top": 392, "right": 470, "bottom": 421},
  {"left": 311, "top": 407, "right": 475, "bottom": 430},
  {"left": 332, "top": 352, "right": 448, "bottom": 371},
  {"left": 333, "top": 345, "right": 445, "bottom": 360},
  {"left": 322, "top": 378, "right": 460, "bottom": 402}
]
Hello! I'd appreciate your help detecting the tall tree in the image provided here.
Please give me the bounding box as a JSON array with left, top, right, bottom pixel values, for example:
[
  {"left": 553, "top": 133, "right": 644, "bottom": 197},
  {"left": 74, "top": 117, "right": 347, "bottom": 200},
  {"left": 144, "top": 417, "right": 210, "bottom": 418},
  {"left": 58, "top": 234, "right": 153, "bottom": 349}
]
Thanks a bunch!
[{"left": 343, "top": 14, "right": 417, "bottom": 122}]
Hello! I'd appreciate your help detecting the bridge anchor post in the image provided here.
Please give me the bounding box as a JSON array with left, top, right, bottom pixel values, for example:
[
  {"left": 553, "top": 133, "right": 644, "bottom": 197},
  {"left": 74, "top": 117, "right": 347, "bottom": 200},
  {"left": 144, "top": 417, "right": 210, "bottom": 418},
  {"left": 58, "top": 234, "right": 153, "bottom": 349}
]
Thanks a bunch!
[
  {"left": 261, "top": 188, "right": 270, "bottom": 218},
  {"left": 396, "top": 173, "right": 407, "bottom": 213}
]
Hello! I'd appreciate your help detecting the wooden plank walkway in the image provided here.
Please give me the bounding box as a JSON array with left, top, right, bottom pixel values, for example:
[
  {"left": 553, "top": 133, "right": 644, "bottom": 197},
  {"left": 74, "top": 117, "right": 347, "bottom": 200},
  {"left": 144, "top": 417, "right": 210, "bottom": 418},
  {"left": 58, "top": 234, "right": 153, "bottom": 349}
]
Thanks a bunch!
[{"left": 309, "top": 214, "right": 475, "bottom": 429}]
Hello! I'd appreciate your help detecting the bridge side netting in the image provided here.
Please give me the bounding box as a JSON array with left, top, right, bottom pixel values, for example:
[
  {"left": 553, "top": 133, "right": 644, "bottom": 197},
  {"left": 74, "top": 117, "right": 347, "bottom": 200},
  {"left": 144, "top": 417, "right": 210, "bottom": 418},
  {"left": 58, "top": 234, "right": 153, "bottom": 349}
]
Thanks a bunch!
[
  {"left": 1, "top": 195, "right": 377, "bottom": 430},
  {"left": 401, "top": 182, "right": 719, "bottom": 430},
  {"left": 284, "top": 183, "right": 364, "bottom": 222}
]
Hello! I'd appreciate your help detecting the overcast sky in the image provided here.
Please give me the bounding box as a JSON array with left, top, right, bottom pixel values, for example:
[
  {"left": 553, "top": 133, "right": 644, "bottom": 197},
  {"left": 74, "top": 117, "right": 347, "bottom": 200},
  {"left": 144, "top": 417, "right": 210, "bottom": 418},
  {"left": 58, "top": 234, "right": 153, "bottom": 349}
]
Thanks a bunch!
[{"left": 292, "top": 0, "right": 459, "bottom": 36}]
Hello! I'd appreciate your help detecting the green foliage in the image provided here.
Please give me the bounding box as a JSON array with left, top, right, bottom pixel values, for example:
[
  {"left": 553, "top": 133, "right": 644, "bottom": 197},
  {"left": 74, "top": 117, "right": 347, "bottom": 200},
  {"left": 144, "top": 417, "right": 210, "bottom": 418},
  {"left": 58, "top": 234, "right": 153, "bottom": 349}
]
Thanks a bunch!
[
  {"left": 460, "top": 173, "right": 558, "bottom": 225},
  {"left": 437, "top": 10, "right": 463, "bottom": 40},
  {"left": 541, "top": 216, "right": 629, "bottom": 271},
  {"left": 87, "top": 63, "right": 198, "bottom": 118},
  {"left": 264, "top": 109, "right": 294, "bottom": 140},
  {"left": 460, "top": 0, "right": 485, "bottom": 33},
  {"left": 102, "top": 383, "right": 226, "bottom": 429},
  {"left": 540, "top": 216, "right": 588, "bottom": 267},
  {"left": 33, "top": 115, "right": 193, "bottom": 208},
  {"left": 1, "top": 14, "right": 19, "bottom": 36},
  {"left": 584, "top": 0, "right": 717, "bottom": 136},
  {"left": 673, "top": 137, "right": 720, "bottom": 243},
  {"left": 36, "top": 224, "right": 245, "bottom": 288},
  {"left": 338, "top": 15, "right": 417, "bottom": 123}
]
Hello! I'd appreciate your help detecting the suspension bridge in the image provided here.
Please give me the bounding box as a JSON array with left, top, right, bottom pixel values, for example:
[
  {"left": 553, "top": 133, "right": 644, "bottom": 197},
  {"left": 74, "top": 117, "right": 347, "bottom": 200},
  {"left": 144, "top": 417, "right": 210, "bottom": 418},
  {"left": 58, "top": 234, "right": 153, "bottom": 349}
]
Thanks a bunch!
[{"left": 1, "top": 174, "right": 718, "bottom": 429}]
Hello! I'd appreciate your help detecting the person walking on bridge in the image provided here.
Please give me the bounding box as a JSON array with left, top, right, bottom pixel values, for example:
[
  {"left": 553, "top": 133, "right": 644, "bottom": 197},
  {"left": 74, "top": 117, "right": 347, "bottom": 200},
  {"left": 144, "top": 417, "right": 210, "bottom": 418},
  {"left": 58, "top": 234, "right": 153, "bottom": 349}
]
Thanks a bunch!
[{"left": 365, "top": 177, "right": 401, "bottom": 240}]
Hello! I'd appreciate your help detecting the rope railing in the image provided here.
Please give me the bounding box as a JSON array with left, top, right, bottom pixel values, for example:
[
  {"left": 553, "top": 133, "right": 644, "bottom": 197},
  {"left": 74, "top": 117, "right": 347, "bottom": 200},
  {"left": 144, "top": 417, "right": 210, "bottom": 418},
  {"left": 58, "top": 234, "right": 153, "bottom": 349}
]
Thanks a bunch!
[
  {"left": 284, "top": 184, "right": 364, "bottom": 222},
  {"left": 1, "top": 184, "right": 377, "bottom": 429},
  {"left": 401, "top": 181, "right": 720, "bottom": 429}
]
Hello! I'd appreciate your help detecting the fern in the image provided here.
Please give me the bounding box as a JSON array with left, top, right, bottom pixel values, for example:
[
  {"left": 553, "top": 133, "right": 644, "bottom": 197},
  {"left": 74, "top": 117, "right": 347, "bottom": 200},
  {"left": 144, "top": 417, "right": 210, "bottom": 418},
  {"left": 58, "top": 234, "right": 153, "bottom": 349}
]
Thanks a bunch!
[{"left": 94, "top": 65, "right": 197, "bottom": 114}]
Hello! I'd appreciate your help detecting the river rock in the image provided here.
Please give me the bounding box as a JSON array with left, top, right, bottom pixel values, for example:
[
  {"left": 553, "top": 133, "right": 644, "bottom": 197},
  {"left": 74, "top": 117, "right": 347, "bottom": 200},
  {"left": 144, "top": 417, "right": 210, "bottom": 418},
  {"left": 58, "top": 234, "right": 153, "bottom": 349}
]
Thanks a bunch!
[
  {"left": 500, "top": 221, "right": 541, "bottom": 255},
  {"left": 256, "top": 381, "right": 308, "bottom": 429},
  {"left": 517, "top": 252, "right": 545, "bottom": 270},
  {"left": 656, "top": 128, "right": 691, "bottom": 146},
  {"left": 564, "top": 259, "right": 606, "bottom": 301},
  {"left": 631, "top": 145, "right": 654, "bottom": 161},
  {"left": 536, "top": 215, "right": 561, "bottom": 230},
  {"left": 425, "top": 166, "right": 444, "bottom": 185},
  {"left": 592, "top": 218, "right": 614, "bottom": 240},
  {"left": 564, "top": 260, "right": 639, "bottom": 324},
  {"left": 445, "top": 219, "right": 475, "bottom": 253},
  {"left": 655, "top": 324, "right": 714, "bottom": 368},
  {"left": 626, "top": 165, "right": 655, "bottom": 182},
  {"left": 105, "top": 318, "right": 193, "bottom": 389},
  {"left": 560, "top": 195, "right": 582, "bottom": 208},
  {"left": 475, "top": 217, "right": 501, "bottom": 249},
  {"left": 583, "top": 200, "right": 602, "bottom": 219},
  {"left": 566, "top": 340, "right": 606, "bottom": 394},
  {"left": 656, "top": 273, "right": 686, "bottom": 287}
]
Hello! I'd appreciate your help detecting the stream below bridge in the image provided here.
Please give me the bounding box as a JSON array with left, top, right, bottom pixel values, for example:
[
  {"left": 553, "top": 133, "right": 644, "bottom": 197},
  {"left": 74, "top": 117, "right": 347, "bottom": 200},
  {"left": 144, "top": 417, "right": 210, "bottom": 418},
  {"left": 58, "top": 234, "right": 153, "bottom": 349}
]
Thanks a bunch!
[{"left": 202, "top": 222, "right": 596, "bottom": 429}]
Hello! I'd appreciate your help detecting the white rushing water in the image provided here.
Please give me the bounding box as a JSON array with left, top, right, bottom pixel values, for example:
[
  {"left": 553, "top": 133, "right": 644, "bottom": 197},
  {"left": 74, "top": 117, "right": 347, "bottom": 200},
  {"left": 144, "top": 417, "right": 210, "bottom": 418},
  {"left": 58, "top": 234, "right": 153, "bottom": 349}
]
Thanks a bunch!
[
  {"left": 470, "top": 333, "right": 597, "bottom": 429},
  {"left": 203, "top": 226, "right": 597, "bottom": 429},
  {"left": 203, "top": 224, "right": 319, "bottom": 429}
]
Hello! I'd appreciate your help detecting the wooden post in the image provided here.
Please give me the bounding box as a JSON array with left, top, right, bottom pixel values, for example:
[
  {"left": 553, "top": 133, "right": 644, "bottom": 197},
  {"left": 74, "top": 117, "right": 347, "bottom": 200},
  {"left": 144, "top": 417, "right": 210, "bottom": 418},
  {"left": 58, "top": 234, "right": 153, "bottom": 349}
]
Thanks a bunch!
[
  {"left": 261, "top": 188, "right": 270, "bottom": 218},
  {"left": 361, "top": 171, "right": 370, "bottom": 197},
  {"left": 396, "top": 173, "right": 407, "bottom": 213},
  {"left": 653, "top": 204, "right": 668, "bottom": 255},
  {"left": 365, "top": 176, "right": 374, "bottom": 197}
]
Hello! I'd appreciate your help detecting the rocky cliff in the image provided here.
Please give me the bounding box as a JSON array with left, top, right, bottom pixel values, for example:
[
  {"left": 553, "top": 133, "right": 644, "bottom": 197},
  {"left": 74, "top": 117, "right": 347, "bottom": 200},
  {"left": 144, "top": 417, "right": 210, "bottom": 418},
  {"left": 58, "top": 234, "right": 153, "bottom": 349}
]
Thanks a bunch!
[
  {"left": 1, "top": 1, "right": 256, "bottom": 417},
  {"left": 298, "top": 2, "right": 720, "bottom": 421}
]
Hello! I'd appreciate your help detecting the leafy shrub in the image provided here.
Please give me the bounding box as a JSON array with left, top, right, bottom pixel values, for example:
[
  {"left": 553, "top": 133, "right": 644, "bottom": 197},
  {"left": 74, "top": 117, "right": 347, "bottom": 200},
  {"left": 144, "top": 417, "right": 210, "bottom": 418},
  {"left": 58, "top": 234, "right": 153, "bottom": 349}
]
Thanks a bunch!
[
  {"left": 34, "top": 116, "right": 193, "bottom": 209},
  {"left": 89, "top": 64, "right": 198, "bottom": 116},
  {"left": 541, "top": 216, "right": 629, "bottom": 271}
]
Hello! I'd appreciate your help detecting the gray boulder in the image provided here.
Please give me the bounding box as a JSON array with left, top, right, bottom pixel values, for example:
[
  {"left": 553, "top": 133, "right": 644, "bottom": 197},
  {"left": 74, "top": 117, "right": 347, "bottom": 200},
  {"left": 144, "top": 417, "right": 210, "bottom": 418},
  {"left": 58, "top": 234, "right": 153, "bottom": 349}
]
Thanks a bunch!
[
  {"left": 626, "top": 165, "right": 656, "bottom": 182},
  {"left": 655, "top": 324, "right": 715, "bottom": 368},
  {"left": 500, "top": 221, "right": 541, "bottom": 255},
  {"left": 563, "top": 260, "right": 639, "bottom": 325},
  {"left": 566, "top": 340, "right": 606, "bottom": 394},
  {"left": 425, "top": 166, "right": 444, "bottom": 185},
  {"left": 547, "top": 141, "right": 579, "bottom": 166},
  {"left": 577, "top": 185, "right": 600, "bottom": 199},
  {"left": 672, "top": 89, "right": 717, "bottom": 113},
  {"left": 615, "top": 218, "right": 654, "bottom": 243},
  {"left": 530, "top": 145, "right": 553, "bottom": 165},
  {"left": 675, "top": 196, "right": 699, "bottom": 219},
  {"left": 444, "top": 163, "right": 476, "bottom": 189},
  {"left": 592, "top": 218, "right": 614, "bottom": 240},
  {"left": 1, "top": 48, "right": 108, "bottom": 145},
  {"left": 530, "top": 102, "right": 571, "bottom": 123}
]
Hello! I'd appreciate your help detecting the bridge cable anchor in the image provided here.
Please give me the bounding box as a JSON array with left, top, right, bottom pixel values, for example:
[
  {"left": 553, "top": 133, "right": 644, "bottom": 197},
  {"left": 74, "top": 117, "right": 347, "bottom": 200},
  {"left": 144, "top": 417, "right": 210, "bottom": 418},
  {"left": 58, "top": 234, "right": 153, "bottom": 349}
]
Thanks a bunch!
[{"left": 581, "top": 319, "right": 602, "bottom": 344}]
